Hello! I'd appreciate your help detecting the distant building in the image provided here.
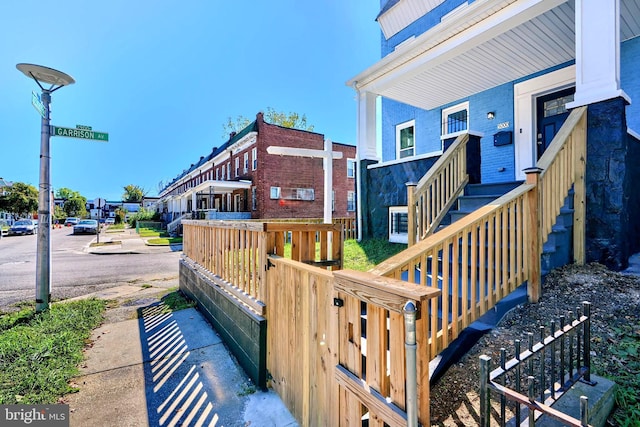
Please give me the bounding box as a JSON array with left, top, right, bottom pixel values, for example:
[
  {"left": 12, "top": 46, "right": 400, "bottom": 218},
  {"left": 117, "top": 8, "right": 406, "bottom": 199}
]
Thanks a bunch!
[
  {"left": 0, "top": 178, "right": 13, "bottom": 225},
  {"left": 157, "top": 112, "right": 356, "bottom": 224}
]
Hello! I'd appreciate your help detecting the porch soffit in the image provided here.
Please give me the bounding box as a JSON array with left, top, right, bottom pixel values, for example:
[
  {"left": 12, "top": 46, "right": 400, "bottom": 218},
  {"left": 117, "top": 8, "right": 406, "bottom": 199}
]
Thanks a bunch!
[{"left": 349, "top": 0, "right": 640, "bottom": 111}]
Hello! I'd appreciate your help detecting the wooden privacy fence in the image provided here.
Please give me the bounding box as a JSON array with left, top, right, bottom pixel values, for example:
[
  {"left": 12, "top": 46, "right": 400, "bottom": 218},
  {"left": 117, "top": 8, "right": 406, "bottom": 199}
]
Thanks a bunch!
[
  {"left": 181, "top": 219, "right": 343, "bottom": 314},
  {"left": 370, "top": 107, "right": 587, "bottom": 358},
  {"left": 407, "top": 133, "right": 470, "bottom": 245},
  {"left": 265, "top": 256, "right": 440, "bottom": 426}
]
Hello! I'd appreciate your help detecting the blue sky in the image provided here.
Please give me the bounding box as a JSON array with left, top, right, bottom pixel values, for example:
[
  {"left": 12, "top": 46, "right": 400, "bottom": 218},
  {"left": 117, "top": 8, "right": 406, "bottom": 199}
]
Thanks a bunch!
[{"left": 1, "top": 1, "right": 380, "bottom": 201}]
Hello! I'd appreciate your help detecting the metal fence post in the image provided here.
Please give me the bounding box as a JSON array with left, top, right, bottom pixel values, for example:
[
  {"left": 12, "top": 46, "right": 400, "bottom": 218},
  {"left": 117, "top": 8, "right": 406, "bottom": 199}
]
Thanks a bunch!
[
  {"left": 583, "top": 301, "right": 591, "bottom": 383},
  {"left": 479, "top": 355, "right": 491, "bottom": 427},
  {"left": 404, "top": 301, "right": 418, "bottom": 427}
]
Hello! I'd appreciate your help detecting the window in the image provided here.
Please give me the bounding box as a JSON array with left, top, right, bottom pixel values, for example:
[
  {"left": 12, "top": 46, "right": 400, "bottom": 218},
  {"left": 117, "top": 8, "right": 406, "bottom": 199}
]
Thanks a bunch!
[
  {"left": 388, "top": 206, "right": 408, "bottom": 244},
  {"left": 244, "top": 152, "right": 249, "bottom": 174},
  {"left": 332, "top": 190, "right": 335, "bottom": 212},
  {"left": 396, "top": 120, "right": 415, "bottom": 159},
  {"left": 252, "top": 187, "right": 257, "bottom": 210},
  {"left": 216, "top": 168, "right": 219, "bottom": 180},
  {"left": 235, "top": 158, "right": 240, "bottom": 177},
  {"left": 347, "top": 191, "right": 356, "bottom": 212},
  {"left": 221, "top": 165, "right": 225, "bottom": 180},
  {"left": 347, "top": 158, "right": 356, "bottom": 178},
  {"left": 252, "top": 147, "right": 257, "bottom": 170},
  {"left": 442, "top": 102, "right": 469, "bottom": 137},
  {"left": 227, "top": 162, "right": 231, "bottom": 180},
  {"left": 270, "top": 187, "right": 281, "bottom": 199}
]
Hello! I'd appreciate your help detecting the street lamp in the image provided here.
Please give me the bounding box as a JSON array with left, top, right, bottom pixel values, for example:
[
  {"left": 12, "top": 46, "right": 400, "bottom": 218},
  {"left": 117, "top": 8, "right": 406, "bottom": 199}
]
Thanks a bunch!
[{"left": 16, "top": 63, "right": 75, "bottom": 312}]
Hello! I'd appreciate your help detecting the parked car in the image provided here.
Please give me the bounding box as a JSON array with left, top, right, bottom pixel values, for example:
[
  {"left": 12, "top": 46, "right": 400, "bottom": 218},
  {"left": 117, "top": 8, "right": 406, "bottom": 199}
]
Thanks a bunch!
[
  {"left": 105, "top": 218, "right": 115, "bottom": 225},
  {"left": 8, "top": 219, "right": 38, "bottom": 236},
  {"left": 73, "top": 219, "right": 99, "bottom": 234},
  {"left": 64, "top": 217, "right": 79, "bottom": 226}
]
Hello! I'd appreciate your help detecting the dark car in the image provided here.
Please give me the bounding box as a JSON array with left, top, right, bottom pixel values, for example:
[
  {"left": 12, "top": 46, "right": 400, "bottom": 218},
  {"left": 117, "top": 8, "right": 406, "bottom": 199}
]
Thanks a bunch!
[
  {"left": 8, "top": 219, "right": 38, "bottom": 236},
  {"left": 73, "top": 219, "right": 99, "bottom": 234}
]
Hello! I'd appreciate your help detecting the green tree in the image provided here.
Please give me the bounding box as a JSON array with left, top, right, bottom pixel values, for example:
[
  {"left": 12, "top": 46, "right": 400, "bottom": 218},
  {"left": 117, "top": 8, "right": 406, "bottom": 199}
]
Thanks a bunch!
[
  {"left": 54, "top": 205, "right": 66, "bottom": 222},
  {"left": 0, "top": 182, "right": 38, "bottom": 219},
  {"left": 63, "top": 196, "right": 87, "bottom": 218},
  {"left": 222, "top": 107, "right": 314, "bottom": 138},
  {"left": 56, "top": 187, "right": 81, "bottom": 200},
  {"left": 123, "top": 185, "right": 144, "bottom": 202}
]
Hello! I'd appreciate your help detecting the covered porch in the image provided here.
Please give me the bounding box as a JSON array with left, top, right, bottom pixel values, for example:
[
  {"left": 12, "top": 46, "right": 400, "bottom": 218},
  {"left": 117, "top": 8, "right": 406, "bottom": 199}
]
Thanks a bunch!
[{"left": 161, "top": 179, "right": 253, "bottom": 223}]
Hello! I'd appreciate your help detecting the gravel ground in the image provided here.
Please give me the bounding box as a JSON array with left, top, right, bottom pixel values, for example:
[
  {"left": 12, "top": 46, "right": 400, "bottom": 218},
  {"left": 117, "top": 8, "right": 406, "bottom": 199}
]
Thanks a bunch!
[{"left": 429, "top": 263, "right": 640, "bottom": 426}]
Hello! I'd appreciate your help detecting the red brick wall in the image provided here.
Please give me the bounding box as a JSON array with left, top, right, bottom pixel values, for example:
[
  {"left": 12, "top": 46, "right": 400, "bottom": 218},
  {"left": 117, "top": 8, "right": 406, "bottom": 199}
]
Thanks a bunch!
[{"left": 250, "top": 114, "right": 356, "bottom": 219}]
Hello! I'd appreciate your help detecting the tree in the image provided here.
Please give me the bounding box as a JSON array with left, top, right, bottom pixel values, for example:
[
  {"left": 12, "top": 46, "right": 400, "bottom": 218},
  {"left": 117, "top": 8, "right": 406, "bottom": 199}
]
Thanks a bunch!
[
  {"left": 56, "top": 187, "right": 81, "bottom": 200},
  {"left": 63, "top": 196, "right": 87, "bottom": 218},
  {"left": 0, "top": 182, "right": 38, "bottom": 219},
  {"left": 222, "top": 107, "right": 314, "bottom": 138},
  {"left": 123, "top": 185, "right": 144, "bottom": 202}
]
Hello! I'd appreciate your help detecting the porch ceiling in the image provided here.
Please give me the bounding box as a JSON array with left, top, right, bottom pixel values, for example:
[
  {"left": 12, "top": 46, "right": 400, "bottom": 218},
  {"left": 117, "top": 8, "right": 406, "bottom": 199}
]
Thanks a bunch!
[{"left": 349, "top": 0, "right": 640, "bottom": 111}]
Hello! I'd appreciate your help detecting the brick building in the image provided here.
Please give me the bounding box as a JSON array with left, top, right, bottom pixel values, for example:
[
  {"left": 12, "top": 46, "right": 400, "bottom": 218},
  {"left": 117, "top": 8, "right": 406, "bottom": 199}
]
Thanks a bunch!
[{"left": 158, "top": 112, "right": 356, "bottom": 225}]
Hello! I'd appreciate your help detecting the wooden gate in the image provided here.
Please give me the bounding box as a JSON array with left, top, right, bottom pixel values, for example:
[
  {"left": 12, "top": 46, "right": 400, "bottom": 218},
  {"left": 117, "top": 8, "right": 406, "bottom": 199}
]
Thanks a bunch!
[{"left": 333, "top": 270, "right": 440, "bottom": 426}]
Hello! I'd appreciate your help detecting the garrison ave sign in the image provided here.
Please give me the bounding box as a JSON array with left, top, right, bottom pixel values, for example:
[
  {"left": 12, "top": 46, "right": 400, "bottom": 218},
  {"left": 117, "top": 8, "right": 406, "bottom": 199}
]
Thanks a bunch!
[{"left": 51, "top": 125, "right": 109, "bottom": 142}]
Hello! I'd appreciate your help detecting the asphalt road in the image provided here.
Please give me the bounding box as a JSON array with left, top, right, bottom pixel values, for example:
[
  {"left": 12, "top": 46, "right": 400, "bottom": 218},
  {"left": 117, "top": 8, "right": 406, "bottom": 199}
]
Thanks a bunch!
[{"left": 0, "top": 226, "right": 181, "bottom": 308}]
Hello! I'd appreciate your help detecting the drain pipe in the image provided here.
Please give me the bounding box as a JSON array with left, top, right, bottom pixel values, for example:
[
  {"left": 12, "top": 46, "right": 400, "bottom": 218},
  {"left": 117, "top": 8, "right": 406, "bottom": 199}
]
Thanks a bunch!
[{"left": 404, "top": 301, "right": 418, "bottom": 427}]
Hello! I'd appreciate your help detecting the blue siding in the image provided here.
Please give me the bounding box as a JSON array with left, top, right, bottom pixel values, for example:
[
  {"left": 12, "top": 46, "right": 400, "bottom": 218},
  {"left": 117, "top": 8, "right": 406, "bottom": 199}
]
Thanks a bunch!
[
  {"left": 622, "top": 36, "right": 640, "bottom": 133},
  {"left": 381, "top": 82, "right": 515, "bottom": 183}
]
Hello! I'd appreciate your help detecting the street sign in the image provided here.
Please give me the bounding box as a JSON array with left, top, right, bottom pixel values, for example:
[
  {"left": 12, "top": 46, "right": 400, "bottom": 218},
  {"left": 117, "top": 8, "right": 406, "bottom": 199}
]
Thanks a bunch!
[
  {"left": 51, "top": 125, "right": 109, "bottom": 142},
  {"left": 31, "top": 91, "right": 45, "bottom": 118}
]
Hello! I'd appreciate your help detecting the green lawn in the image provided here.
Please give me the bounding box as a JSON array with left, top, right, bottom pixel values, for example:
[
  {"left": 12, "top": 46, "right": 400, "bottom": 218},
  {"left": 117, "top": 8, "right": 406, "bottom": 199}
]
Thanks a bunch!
[{"left": 283, "top": 238, "right": 407, "bottom": 271}]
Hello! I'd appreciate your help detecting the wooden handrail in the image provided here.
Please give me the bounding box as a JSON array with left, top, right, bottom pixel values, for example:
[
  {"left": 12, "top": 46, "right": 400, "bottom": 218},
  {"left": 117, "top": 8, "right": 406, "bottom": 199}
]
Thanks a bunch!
[{"left": 408, "top": 133, "right": 469, "bottom": 245}]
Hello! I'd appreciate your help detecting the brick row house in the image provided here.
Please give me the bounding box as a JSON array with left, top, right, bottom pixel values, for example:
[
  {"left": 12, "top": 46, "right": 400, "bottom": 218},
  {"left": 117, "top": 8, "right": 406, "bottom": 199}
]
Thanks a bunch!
[{"left": 157, "top": 112, "right": 356, "bottom": 228}]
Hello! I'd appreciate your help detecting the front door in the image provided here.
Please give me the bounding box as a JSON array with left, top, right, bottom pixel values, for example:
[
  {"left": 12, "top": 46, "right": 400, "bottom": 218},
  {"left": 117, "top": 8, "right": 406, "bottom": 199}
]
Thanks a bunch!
[{"left": 536, "top": 87, "right": 575, "bottom": 159}]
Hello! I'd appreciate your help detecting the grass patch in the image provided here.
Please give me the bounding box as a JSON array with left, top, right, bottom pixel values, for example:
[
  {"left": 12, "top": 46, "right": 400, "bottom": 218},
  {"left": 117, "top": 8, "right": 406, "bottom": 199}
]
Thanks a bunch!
[
  {"left": 89, "top": 240, "right": 121, "bottom": 247},
  {"left": 0, "top": 299, "right": 106, "bottom": 404},
  {"left": 594, "top": 322, "right": 640, "bottom": 425},
  {"left": 146, "top": 237, "right": 182, "bottom": 245},
  {"left": 107, "top": 223, "right": 125, "bottom": 230},
  {"left": 343, "top": 238, "right": 406, "bottom": 271},
  {"left": 281, "top": 238, "right": 406, "bottom": 272}
]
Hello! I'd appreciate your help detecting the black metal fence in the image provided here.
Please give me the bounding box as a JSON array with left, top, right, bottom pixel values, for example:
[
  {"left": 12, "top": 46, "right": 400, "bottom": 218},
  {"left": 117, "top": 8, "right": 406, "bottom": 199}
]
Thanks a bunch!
[{"left": 479, "top": 301, "right": 593, "bottom": 426}]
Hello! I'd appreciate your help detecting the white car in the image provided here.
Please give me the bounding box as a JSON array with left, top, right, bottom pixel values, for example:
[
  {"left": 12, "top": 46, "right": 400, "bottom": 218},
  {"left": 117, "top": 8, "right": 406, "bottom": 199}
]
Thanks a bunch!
[
  {"left": 105, "top": 218, "right": 116, "bottom": 225},
  {"left": 8, "top": 219, "right": 38, "bottom": 236}
]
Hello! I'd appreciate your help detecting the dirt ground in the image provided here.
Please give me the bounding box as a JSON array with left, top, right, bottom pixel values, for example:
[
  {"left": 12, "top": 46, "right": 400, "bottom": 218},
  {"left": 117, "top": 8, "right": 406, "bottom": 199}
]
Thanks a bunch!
[{"left": 429, "top": 263, "right": 640, "bottom": 426}]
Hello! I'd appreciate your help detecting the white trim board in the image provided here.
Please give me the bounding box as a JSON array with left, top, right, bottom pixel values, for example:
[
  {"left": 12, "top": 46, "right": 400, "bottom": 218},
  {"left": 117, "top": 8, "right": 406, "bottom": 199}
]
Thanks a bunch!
[{"left": 513, "top": 65, "right": 575, "bottom": 180}]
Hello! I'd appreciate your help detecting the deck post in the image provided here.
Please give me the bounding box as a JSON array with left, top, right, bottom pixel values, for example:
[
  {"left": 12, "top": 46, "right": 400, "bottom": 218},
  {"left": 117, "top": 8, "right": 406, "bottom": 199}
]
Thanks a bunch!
[
  {"left": 406, "top": 182, "right": 417, "bottom": 246},
  {"left": 524, "top": 167, "right": 543, "bottom": 303}
]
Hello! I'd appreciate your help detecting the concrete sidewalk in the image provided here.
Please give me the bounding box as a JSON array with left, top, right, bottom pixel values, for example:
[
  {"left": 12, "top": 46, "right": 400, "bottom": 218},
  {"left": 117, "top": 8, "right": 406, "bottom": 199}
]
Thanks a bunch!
[
  {"left": 70, "top": 228, "right": 297, "bottom": 426},
  {"left": 86, "top": 228, "right": 183, "bottom": 255},
  {"left": 65, "top": 284, "right": 297, "bottom": 427}
]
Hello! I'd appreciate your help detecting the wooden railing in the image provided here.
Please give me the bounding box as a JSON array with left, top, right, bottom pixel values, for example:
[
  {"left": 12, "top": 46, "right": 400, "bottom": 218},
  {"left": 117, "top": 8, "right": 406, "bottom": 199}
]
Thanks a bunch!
[
  {"left": 265, "top": 257, "right": 440, "bottom": 426},
  {"left": 371, "top": 106, "right": 587, "bottom": 358},
  {"left": 182, "top": 220, "right": 344, "bottom": 313},
  {"left": 251, "top": 217, "right": 357, "bottom": 240},
  {"left": 407, "top": 133, "right": 469, "bottom": 245}
]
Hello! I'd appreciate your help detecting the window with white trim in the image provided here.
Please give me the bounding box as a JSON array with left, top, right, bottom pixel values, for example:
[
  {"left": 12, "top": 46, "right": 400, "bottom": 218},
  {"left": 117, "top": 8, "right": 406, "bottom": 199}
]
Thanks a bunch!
[
  {"left": 332, "top": 190, "right": 335, "bottom": 212},
  {"left": 270, "top": 187, "right": 281, "bottom": 199},
  {"left": 235, "top": 158, "right": 240, "bottom": 177},
  {"left": 221, "top": 165, "right": 225, "bottom": 180},
  {"left": 347, "top": 158, "right": 356, "bottom": 178},
  {"left": 227, "top": 162, "right": 231, "bottom": 180},
  {"left": 396, "top": 120, "right": 415, "bottom": 159},
  {"left": 441, "top": 101, "right": 469, "bottom": 137},
  {"left": 388, "top": 206, "right": 408, "bottom": 244},
  {"left": 244, "top": 152, "right": 249, "bottom": 174},
  {"left": 252, "top": 147, "right": 257, "bottom": 170},
  {"left": 347, "top": 191, "right": 356, "bottom": 212}
]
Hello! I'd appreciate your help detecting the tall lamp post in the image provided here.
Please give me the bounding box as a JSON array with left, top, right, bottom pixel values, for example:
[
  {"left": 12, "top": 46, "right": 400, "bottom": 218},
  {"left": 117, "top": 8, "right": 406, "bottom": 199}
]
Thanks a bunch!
[{"left": 17, "top": 63, "right": 75, "bottom": 312}]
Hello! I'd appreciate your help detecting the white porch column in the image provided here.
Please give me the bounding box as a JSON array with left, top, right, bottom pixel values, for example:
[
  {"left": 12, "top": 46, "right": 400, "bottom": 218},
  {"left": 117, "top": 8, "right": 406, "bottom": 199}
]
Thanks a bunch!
[
  {"left": 191, "top": 192, "right": 197, "bottom": 213},
  {"left": 356, "top": 89, "right": 378, "bottom": 161},
  {"left": 355, "top": 89, "right": 378, "bottom": 241},
  {"left": 569, "top": 0, "right": 629, "bottom": 108}
]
